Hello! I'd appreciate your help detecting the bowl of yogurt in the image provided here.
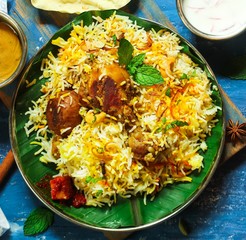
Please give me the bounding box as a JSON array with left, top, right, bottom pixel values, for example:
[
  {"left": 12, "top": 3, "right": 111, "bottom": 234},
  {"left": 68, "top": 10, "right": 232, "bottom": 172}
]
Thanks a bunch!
[
  {"left": 0, "top": 10, "right": 27, "bottom": 88},
  {"left": 176, "top": 0, "right": 246, "bottom": 40}
]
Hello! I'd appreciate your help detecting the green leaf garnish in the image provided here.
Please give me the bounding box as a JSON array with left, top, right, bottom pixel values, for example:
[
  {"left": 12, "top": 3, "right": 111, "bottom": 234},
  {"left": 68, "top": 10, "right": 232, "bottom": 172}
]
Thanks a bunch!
[
  {"left": 175, "top": 120, "right": 189, "bottom": 127},
  {"left": 162, "top": 117, "right": 167, "bottom": 124},
  {"left": 85, "top": 176, "right": 94, "bottom": 183},
  {"left": 165, "top": 120, "right": 188, "bottom": 132},
  {"left": 89, "top": 53, "right": 95, "bottom": 61},
  {"left": 118, "top": 38, "right": 134, "bottom": 66},
  {"left": 180, "top": 73, "right": 188, "bottom": 80},
  {"left": 86, "top": 176, "right": 102, "bottom": 183},
  {"left": 165, "top": 87, "right": 171, "bottom": 97},
  {"left": 96, "top": 190, "right": 103, "bottom": 196},
  {"left": 24, "top": 207, "right": 54, "bottom": 236},
  {"left": 127, "top": 53, "right": 146, "bottom": 75},
  {"left": 154, "top": 118, "right": 167, "bottom": 133},
  {"left": 155, "top": 127, "right": 163, "bottom": 133},
  {"left": 112, "top": 34, "right": 117, "bottom": 45},
  {"left": 135, "top": 64, "right": 164, "bottom": 86},
  {"left": 118, "top": 38, "right": 164, "bottom": 86},
  {"left": 190, "top": 70, "right": 197, "bottom": 77}
]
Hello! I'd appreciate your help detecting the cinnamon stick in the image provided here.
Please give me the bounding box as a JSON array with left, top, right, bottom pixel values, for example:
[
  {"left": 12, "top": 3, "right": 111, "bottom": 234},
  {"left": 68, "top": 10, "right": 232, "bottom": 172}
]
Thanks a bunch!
[
  {"left": 0, "top": 150, "right": 15, "bottom": 185},
  {"left": 0, "top": 91, "right": 12, "bottom": 110}
]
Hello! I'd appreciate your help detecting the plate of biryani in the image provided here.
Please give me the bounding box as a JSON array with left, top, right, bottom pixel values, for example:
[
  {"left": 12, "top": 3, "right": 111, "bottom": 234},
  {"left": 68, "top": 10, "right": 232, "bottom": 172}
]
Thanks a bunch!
[{"left": 10, "top": 10, "right": 225, "bottom": 231}]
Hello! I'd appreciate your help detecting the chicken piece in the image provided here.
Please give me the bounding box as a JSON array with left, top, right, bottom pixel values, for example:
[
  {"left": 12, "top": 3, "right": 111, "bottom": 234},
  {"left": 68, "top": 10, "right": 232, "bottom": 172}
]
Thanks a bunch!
[
  {"left": 91, "top": 75, "right": 124, "bottom": 115},
  {"left": 79, "top": 63, "right": 135, "bottom": 120},
  {"left": 50, "top": 176, "right": 75, "bottom": 200},
  {"left": 46, "top": 90, "right": 82, "bottom": 137}
]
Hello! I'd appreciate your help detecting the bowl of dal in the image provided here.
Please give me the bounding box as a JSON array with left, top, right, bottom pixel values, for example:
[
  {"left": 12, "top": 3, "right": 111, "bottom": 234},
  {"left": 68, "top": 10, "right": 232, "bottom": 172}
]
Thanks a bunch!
[{"left": 0, "top": 11, "right": 27, "bottom": 88}]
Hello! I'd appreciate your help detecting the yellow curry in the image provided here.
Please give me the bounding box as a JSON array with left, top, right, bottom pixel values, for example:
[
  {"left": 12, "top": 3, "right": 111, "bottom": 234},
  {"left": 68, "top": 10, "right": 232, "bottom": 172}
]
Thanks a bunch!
[{"left": 0, "top": 22, "right": 22, "bottom": 83}]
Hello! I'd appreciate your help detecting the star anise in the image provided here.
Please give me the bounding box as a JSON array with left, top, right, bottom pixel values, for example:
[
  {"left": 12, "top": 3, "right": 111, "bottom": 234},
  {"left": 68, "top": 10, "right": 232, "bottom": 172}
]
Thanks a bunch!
[{"left": 226, "top": 119, "right": 246, "bottom": 144}]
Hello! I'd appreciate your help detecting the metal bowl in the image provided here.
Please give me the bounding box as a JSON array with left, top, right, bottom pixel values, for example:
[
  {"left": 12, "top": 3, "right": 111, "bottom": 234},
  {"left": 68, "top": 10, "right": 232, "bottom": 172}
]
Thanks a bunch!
[
  {"left": 176, "top": 0, "right": 246, "bottom": 40},
  {"left": 0, "top": 11, "right": 27, "bottom": 88}
]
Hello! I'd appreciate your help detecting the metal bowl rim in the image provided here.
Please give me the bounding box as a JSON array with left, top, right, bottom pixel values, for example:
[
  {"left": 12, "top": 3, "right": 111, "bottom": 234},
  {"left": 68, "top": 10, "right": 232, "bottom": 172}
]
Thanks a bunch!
[
  {"left": 0, "top": 10, "right": 27, "bottom": 88},
  {"left": 176, "top": 0, "right": 246, "bottom": 40}
]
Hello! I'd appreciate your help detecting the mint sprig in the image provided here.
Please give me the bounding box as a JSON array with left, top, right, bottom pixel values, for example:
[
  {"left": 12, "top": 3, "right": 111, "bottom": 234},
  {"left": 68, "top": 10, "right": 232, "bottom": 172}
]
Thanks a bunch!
[
  {"left": 24, "top": 207, "right": 54, "bottom": 236},
  {"left": 118, "top": 39, "right": 164, "bottom": 86}
]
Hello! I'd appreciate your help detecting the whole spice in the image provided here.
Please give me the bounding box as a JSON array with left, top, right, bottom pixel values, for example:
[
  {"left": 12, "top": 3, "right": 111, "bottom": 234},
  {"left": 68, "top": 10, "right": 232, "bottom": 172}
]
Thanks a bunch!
[
  {"left": 0, "top": 150, "right": 15, "bottom": 185},
  {"left": 226, "top": 119, "right": 246, "bottom": 144}
]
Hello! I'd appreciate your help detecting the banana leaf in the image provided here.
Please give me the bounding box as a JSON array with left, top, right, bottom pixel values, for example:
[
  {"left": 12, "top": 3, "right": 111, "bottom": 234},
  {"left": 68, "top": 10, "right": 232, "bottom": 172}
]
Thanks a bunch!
[{"left": 10, "top": 10, "right": 225, "bottom": 231}]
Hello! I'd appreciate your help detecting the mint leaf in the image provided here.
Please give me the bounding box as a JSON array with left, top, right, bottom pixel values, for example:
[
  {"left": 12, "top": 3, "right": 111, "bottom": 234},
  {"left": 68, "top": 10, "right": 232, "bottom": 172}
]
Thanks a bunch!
[
  {"left": 135, "top": 64, "right": 164, "bottom": 86},
  {"left": 117, "top": 38, "right": 164, "bottom": 86},
  {"left": 165, "top": 120, "right": 188, "bottom": 132},
  {"left": 165, "top": 87, "right": 171, "bottom": 97},
  {"left": 180, "top": 73, "right": 188, "bottom": 80},
  {"left": 127, "top": 53, "right": 146, "bottom": 75},
  {"left": 174, "top": 120, "right": 189, "bottom": 127},
  {"left": 85, "top": 176, "right": 102, "bottom": 183},
  {"left": 162, "top": 117, "right": 167, "bottom": 124},
  {"left": 24, "top": 207, "right": 54, "bottom": 236},
  {"left": 112, "top": 34, "right": 117, "bottom": 45},
  {"left": 118, "top": 38, "right": 134, "bottom": 66}
]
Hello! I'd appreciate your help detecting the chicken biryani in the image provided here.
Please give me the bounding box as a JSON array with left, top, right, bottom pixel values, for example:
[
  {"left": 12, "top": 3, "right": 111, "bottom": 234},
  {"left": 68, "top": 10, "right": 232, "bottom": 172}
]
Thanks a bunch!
[{"left": 24, "top": 12, "right": 220, "bottom": 207}]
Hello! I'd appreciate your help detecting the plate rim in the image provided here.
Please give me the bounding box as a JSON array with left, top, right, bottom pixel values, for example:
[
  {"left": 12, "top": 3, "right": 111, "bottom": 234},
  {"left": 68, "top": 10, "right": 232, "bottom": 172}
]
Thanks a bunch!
[{"left": 9, "top": 9, "right": 226, "bottom": 232}]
